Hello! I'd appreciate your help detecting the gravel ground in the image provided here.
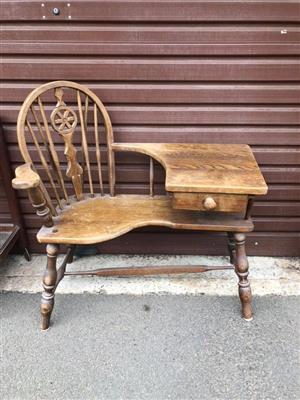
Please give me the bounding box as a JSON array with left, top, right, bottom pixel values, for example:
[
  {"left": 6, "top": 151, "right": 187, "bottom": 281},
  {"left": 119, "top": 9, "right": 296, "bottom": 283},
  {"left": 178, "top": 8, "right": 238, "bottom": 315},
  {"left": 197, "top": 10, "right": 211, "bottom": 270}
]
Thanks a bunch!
[{"left": 1, "top": 293, "right": 299, "bottom": 400}]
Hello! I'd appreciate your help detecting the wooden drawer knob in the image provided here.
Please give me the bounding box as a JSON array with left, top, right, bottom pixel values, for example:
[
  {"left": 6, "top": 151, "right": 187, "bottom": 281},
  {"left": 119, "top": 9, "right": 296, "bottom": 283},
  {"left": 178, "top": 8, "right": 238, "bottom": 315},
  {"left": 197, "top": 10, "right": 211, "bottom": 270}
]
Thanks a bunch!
[{"left": 203, "top": 196, "right": 217, "bottom": 210}]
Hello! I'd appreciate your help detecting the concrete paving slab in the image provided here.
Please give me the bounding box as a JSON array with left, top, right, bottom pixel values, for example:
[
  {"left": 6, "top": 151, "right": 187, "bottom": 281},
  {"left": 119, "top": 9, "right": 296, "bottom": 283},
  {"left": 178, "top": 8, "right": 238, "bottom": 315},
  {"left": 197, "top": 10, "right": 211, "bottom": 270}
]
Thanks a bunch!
[
  {"left": 0, "top": 254, "right": 299, "bottom": 296},
  {"left": 1, "top": 293, "right": 299, "bottom": 400}
]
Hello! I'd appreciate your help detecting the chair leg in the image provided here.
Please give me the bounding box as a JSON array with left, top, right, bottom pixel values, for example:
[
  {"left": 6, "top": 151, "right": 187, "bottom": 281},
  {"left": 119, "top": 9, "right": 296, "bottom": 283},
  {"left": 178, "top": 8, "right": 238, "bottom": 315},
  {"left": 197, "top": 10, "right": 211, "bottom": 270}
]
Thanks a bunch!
[
  {"left": 40, "top": 244, "right": 59, "bottom": 330},
  {"left": 24, "top": 247, "right": 31, "bottom": 262},
  {"left": 233, "top": 233, "right": 253, "bottom": 321},
  {"left": 227, "top": 232, "right": 235, "bottom": 264},
  {"left": 67, "top": 244, "right": 75, "bottom": 264}
]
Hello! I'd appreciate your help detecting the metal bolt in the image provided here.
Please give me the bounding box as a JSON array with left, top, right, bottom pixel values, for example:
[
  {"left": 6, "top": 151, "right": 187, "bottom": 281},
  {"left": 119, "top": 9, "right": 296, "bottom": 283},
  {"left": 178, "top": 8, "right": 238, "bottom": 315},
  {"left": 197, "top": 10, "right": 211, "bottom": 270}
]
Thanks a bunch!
[{"left": 52, "top": 7, "right": 60, "bottom": 15}]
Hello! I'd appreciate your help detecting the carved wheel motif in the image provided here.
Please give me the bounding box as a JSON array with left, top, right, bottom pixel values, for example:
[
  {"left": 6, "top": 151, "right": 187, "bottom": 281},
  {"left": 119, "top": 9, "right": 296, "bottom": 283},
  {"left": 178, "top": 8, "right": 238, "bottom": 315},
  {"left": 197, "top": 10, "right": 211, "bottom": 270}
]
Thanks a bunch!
[{"left": 51, "top": 106, "right": 77, "bottom": 134}]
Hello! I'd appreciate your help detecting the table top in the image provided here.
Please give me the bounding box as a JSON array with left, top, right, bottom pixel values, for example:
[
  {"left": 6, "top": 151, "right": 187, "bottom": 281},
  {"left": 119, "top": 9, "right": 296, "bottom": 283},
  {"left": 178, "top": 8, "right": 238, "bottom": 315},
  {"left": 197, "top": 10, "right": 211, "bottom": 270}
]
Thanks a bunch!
[{"left": 113, "top": 143, "right": 268, "bottom": 196}]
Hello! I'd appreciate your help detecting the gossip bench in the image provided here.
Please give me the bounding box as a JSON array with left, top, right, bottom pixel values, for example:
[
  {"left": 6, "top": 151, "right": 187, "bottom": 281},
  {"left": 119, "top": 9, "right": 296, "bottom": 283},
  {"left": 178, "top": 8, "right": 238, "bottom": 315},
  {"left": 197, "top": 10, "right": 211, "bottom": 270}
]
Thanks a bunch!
[{"left": 12, "top": 81, "right": 268, "bottom": 330}]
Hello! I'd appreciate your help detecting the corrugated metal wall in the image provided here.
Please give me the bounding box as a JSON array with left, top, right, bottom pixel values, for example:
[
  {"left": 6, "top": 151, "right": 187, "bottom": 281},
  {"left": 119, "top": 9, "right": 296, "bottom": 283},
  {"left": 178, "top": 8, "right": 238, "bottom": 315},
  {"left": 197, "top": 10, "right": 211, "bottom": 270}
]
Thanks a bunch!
[{"left": 1, "top": 0, "right": 299, "bottom": 255}]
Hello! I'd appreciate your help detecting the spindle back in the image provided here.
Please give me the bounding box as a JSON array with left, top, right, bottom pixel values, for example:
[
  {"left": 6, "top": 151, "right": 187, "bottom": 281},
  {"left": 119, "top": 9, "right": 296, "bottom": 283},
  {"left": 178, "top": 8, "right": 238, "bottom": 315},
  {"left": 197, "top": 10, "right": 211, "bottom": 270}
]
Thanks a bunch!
[{"left": 17, "top": 81, "right": 115, "bottom": 214}]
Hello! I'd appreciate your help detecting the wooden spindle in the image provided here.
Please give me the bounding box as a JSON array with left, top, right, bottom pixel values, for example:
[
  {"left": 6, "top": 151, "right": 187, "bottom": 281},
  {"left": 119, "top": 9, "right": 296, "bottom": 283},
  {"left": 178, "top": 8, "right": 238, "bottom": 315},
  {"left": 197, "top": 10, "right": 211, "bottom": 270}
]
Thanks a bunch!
[
  {"left": 150, "top": 157, "right": 154, "bottom": 197},
  {"left": 37, "top": 96, "right": 69, "bottom": 203},
  {"left": 108, "top": 144, "right": 115, "bottom": 197},
  {"left": 31, "top": 105, "right": 63, "bottom": 197},
  {"left": 93, "top": 96, "right": 115, "bottom": 196},
  {"left": 77, "top": 91, "right": 94, "bottom": 197},
  {"left": 94, "top": 104, "right": 104, "bottom": 195},
  {"left": 83, "top": 95, "right": 89, "bottom": 192},
  {"left": 26, "top": 120, "right": 62, "bottom": 209},
  {"left": 30, "top": 105, "right": 47, "bottom": 147},
  {"left": 84, "top": 96, "right": 89, "bottom": 130},
  {"left": 106, "top": 121, "right": 115, "bottom": 197}
]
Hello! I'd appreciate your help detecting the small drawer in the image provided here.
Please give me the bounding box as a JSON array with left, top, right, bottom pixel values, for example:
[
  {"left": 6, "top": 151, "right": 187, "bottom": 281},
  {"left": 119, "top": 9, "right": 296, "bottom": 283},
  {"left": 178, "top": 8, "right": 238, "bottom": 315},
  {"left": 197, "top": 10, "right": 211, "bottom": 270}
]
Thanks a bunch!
[{"left": 172, "top": 192, "right": 248, "bottom": 213}]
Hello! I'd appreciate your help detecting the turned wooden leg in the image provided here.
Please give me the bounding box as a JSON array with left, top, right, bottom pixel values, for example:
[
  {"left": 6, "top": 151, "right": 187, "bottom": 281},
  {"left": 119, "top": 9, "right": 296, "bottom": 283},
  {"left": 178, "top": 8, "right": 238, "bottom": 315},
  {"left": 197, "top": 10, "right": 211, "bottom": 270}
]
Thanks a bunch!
[
  {"left": 40, "top": 244, "right": 59, "bottom": 330},
  {"left": 234, "top": 233, "right": 253, "bottom": 321},
  {"left": 227, "top": 232, "right": 236, "bottom": 264}
]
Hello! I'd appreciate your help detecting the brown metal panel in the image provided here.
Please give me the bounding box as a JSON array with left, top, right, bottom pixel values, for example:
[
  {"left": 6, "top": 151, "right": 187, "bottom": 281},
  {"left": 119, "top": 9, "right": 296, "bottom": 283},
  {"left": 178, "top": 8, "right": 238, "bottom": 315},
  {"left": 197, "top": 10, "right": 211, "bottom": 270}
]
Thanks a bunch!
[
  {"left": 7, "top": 163, "right": 300, "bottom": 185},
  {"left": 6, "top": 144, "right": 300, "bottom": 166},
  {"left": 0, "top": 182, "right": 12, "bottom": 223},
  {"left": 4, "top": 213, "right": 299, "bottom": 231},
  {"left": 0, "top": 1, "right": 299, "bottom": 256},
  {"left": 262, "top": 185, "right": 300, "bottom": 201},
  {"left": 252, "top": 203, "right": 300, "bottom": 217},
  {"left": 2, "top": 200, "right": 298, "bottom": 232},
  {"left": 2, "top": 83, "right": 300, "bottom": 104},
  {"left": 4, "top": 125, "right": 300, "bottom": 146},
  {"left": 4, "top": 42, "right": 300, "bottom": 56},
  {"left": 1, "top": 1, "right": 300, "bottom": 22},
  {"left": 253, "top": 218, "right": 300, "bottom": 232},
  {"left": 1, "top": 104, "right": 300, "bottom": 125},
  {"left": 2, "top": 26, "right": 300, "bottom": 45},
  {"left": 24, "top": 230, "right": 300, "bottom": 257},
  {"left": 13, "top": 183, "right": 300, "bottom": 201},
  {"left": 2, "top": 23, "right": 300, "bottom": 55},
  {"left": 253, "top": 148, "right": 300, "bottom": 165},
  {"left": 2, "top": 23, "right": 300, "bottom": 44},
  {"left": 2, "top": 57, "right": 300, "bottom": 81}
]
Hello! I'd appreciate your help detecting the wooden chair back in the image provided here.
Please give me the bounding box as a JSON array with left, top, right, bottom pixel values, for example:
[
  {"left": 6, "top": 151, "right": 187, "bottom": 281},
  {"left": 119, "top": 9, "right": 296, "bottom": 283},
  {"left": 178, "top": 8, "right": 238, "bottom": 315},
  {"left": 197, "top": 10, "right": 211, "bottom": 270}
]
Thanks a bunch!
[{"left": 17, "top": 81, "right": 115, "bottom": 214}]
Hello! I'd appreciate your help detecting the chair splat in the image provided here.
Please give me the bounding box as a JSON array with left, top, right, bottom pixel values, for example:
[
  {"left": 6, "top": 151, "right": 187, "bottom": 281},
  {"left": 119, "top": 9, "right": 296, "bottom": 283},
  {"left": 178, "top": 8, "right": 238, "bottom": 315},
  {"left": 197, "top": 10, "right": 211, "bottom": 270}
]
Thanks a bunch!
[{"left": 51, "top": 88, "right": 83, "bottom": 201}]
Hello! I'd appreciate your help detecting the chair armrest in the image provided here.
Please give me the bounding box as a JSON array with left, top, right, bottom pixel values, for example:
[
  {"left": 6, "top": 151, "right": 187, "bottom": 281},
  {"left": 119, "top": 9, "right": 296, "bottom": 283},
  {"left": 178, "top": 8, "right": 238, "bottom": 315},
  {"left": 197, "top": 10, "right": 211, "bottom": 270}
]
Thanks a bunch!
[
  {"left": 112, "top": 143, "right": 165, "bottom": 169},
  {"left": 12, "top": 163, "right": 53, "bottom": 227},
  {"left": 12, "top": 163, "right": 40, "bottom": 190}
]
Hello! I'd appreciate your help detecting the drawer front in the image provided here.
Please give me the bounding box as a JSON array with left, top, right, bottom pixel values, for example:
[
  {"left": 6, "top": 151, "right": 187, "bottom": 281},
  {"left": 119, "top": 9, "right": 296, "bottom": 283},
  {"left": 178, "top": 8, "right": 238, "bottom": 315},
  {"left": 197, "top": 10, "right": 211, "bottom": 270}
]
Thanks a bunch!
[{"left": 172, "top": 192, "right": 248, "bottom": 213}]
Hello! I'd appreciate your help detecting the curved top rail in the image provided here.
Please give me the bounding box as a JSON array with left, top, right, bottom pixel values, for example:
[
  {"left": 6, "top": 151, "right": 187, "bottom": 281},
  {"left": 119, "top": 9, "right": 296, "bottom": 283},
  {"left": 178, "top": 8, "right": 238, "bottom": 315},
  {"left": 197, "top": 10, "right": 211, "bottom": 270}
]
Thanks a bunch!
[{"left": 17, "top": 80, "right": 113, "bottom": 163}]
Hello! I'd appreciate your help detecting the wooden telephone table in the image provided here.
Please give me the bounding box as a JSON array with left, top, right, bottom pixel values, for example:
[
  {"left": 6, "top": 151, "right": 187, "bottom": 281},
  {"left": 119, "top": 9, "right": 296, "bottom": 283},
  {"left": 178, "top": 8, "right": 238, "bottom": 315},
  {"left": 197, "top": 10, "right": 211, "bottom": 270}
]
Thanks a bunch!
[{"left": 12, "top": 81, "right": 268, "bottom": 330}]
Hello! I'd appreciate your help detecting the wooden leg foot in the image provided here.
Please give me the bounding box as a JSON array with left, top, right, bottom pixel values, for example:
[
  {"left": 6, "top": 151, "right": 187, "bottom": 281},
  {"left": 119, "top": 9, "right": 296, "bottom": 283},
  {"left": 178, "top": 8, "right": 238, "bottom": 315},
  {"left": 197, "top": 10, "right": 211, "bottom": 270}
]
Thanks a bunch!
[
  {"left": 40, "top": 299, "right": 53, "bottom": 330},
  {"left": 239, "top": 283, "right": 253, "bottom": 321},
  {"left": 40, "top": 244, "right": 59, "bottom": 330},
  {"left": 234, "top": 233, "right": 253, "bottom": 321}
]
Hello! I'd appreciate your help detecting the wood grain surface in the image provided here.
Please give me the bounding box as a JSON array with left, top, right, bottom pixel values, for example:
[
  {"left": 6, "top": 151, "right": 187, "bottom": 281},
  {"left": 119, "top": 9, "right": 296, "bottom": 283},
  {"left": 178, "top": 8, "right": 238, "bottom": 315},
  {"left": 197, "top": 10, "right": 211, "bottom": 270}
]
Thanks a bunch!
[
  {"left": 37, "top": 195, "right": 253, "bottom": 244},
  {"left": 113, "top": 143, "right": 268, "bottom": 195}
]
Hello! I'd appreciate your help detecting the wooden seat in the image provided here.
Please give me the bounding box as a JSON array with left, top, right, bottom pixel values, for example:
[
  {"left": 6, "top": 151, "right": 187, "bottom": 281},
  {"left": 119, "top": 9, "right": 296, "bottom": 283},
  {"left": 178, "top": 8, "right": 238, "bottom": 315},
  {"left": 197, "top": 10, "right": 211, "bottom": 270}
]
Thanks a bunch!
[{"left": 38, "top": 195, "right": 253, "bottom": 245}]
